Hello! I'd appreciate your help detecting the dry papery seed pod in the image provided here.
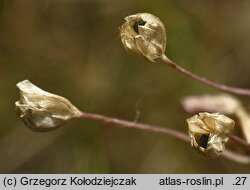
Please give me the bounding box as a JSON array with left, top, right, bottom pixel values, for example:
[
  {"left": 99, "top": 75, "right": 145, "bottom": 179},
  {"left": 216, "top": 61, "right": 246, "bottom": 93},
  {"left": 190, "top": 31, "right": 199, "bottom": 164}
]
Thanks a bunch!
[
  {"left": 187, "top": 112, "right": 235, "bottom": 158},
  {"left": 15, "top": 80, "right": 81, "bottom": 132},
  {"left": 182, "top": 94, "right": 250, "bottom": 143},
  {"left": 120, "top": 13, "right": 166, "bottom": 62}
]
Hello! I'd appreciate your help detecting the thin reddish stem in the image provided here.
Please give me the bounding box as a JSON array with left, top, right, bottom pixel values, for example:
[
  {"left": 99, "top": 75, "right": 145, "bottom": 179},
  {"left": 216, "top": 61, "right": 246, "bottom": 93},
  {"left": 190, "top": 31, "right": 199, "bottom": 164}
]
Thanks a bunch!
[
  {"left": 229, "top": 134, "right": 250, "bottom": 150},
  {"left": 161, "top": 55, "right": 250, "bottom": 96},
  {"left": 78, "top": 111, "right": 250, "bottom": 163},
  {"left": 78, "top": 111, "right": 250, "bottom": 151},
  {"left": 79, "top": 111, "right": 189, "bottom": 142}
]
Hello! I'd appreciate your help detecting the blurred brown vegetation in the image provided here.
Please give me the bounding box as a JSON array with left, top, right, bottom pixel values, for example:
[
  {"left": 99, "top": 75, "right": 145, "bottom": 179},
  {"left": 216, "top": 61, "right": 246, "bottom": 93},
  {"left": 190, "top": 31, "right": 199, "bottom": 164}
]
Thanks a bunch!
[{"left": 0, "top": 0, "right": 250, "bottom": 173}]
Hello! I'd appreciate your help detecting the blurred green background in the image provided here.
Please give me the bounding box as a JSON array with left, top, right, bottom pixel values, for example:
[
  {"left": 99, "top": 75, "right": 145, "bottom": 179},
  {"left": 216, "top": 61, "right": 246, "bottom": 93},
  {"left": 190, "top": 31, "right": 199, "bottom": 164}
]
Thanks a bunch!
[{"left": 0, "top": 0, "right": 250, "bottom": 173}]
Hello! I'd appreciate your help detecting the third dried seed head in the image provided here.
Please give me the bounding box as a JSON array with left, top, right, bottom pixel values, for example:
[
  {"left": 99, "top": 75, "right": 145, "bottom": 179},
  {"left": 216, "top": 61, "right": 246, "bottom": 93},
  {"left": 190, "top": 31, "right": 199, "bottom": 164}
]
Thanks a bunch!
[{"left": 187, "top": 112, "right": 235, "bottom": 158}]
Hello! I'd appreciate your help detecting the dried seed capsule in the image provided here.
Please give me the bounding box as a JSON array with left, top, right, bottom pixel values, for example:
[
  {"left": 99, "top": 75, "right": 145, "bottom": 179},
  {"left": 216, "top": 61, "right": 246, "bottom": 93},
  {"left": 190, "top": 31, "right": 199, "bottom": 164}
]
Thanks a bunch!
[
  {"left": 119, "top": 13, "right": 166, "bottom": 62},
  {"left": 15, "top": 80, "right": 81, "bottom": 132},
  {"left": 186, "top": 112, "right": 235, "bottom": 158}
]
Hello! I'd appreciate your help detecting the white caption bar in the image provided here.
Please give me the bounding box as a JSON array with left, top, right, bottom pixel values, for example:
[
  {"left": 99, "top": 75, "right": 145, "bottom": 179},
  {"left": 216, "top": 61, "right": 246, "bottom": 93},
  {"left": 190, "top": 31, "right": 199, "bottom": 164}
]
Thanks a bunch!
[{"left": 0, "top": 174, "right": 249, "bottom": 190}]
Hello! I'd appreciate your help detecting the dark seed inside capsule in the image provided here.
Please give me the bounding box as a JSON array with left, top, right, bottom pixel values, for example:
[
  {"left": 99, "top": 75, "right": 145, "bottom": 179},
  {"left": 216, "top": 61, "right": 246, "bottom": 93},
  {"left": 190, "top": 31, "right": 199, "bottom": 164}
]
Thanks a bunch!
[
  {"left": 133, "top": 20, "right": 146, "bottom": 34},
  {"left": 199, "top": 134, "right": 209, "bottom": 148}
]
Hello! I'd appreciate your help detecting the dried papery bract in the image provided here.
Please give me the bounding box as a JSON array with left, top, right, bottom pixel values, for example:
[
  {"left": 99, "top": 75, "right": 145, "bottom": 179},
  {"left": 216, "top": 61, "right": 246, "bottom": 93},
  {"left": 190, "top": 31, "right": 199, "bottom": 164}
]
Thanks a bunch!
[
  {"left": 15, "top": 80, "right": 81, "bottom": 132},
  {"left": 120, "top": 13, "right": 166, "bottom": 62},
  {"left": 187, "top": 112, "right": 235, "bottom": 158},
  {"left": 182, "top": 94, "right": 241, "bottom": 114}
]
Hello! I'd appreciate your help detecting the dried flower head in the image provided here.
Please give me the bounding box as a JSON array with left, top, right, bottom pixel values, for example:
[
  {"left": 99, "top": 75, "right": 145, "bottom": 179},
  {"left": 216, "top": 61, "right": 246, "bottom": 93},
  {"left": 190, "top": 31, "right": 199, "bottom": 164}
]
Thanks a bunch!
[
  {"left": 15, "top": 80, "right": 81, "bottom": 132},
  {"left": 119, "top": 13, "right": 166, "bottom": 62},
  {"left": 187, "top": 112, "right": 235, "bottom": 158}
]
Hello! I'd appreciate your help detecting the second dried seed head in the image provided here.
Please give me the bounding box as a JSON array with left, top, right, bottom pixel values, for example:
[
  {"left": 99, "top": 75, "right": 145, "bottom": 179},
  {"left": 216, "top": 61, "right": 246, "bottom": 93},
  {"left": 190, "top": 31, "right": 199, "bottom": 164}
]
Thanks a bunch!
[{"left": 120, "top": 13, "right": 166, "bottom": 62}]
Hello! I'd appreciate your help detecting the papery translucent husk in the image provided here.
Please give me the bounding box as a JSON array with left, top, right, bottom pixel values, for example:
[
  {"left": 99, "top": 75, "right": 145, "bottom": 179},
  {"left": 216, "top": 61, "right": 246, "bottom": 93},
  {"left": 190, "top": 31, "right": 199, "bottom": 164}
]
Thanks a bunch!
[
  {"left": 187, "top": 112, "right": 235, "bottom": 158},
  {"left": 120, "top": 13, "right": 166, "bottom": 62},
  {"left": 15, "top": 80, "right": 81, "bottom": 132}
]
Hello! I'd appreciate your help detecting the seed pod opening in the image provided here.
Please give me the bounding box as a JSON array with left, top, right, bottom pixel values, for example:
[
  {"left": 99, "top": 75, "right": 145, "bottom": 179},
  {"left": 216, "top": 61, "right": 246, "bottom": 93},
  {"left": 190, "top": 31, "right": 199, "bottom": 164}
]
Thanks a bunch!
[
  {"left": 187, "top": 112, "right": 235, "bottom": 158},
  {"left": 120, "top": 13, "right": 166, "bottom": 62}
]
